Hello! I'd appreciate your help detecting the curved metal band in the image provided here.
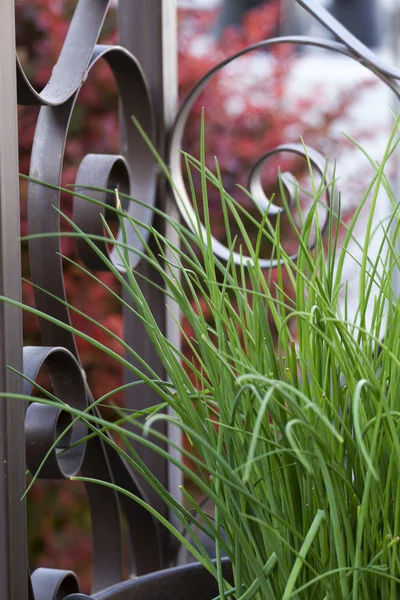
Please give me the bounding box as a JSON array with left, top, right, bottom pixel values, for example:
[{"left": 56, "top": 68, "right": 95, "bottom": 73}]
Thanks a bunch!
[
  {"left": 89, "top": 558, "right": 233, "bottom": 600},
  {"left": 248, "top": 142, "right": 333, "bottom": 264},
  {"left": 23, "top": 344, "right": 163, "bottom": 591},
  {"left": 169, "top": 32, "right": 400, "bottom": 268},
  {"left": 73, "top": 154, "right": 130, "bottom": 271},
  {"left": 297, "top": 0, "right": 400, "bottom": 81},
  {"left": 82, "top": 418, "right": 163, "bottom": 585},
  {"left": 24, "top": 346, "right": 87, "bottom": 479},
  {"left": 22, "top": 344, "right": 125, "bottom": 589},
  {"left": 31, "top": 568, "right": 80, "bottom": 600},
  {"left": 17, "top": 0, "right": 110, "bottom": 106}
]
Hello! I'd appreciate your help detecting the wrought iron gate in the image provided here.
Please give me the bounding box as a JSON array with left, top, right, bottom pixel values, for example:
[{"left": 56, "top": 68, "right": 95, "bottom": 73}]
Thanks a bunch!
[
  {"left": 2, "top": 0, "right": 400, "bottom": 599},
  {"left": 1, "top": 2, "right": 178, "bottom": 598}
]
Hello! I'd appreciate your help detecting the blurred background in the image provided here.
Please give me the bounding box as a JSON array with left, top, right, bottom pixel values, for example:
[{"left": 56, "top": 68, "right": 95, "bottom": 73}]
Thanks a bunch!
[{"left": 16, "top": 0, "right": 399, "bottom": 591}]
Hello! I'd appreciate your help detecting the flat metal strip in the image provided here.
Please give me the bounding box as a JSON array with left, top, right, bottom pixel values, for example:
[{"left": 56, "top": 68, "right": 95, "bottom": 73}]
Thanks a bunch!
[
  {"left": 0, "top": 1, "right": 28, "bottom": 598},
  {"left": 118, "top": 0, "right": 180, "bottom": 554}
]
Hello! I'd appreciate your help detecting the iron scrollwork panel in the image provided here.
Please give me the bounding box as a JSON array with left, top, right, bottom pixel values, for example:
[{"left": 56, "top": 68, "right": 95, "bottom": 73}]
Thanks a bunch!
[
  {"left": 13, "top": 0, "right": 400, "bottom": 598},
  {"left": 18, "top": 1, "right": 167, "bottom": 598}
]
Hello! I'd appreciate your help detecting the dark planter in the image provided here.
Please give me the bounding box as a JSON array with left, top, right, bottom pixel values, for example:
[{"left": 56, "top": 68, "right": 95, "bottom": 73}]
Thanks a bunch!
[{"left": 66, "top": 559, "right": 233, "bottom": 600}]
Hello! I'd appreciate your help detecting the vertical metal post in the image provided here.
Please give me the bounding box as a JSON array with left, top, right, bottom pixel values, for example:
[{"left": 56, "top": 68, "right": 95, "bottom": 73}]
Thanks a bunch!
[
  {"left": 0, "top": 1, "right": 28, "bottom": 599},
  {"left": 118, "top": 0, "right": 180, "bottom": 555}
]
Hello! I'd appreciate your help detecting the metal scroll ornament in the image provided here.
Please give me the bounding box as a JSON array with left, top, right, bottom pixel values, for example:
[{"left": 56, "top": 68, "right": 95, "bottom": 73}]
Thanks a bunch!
[
  {"left": 21, "top": 2, "right": 162, "bottom": 599},
  {"left": 19, "top": 0, "right": 400, "bottom": 598},
  {"left": 169, "top": 0, "right": 400, "bottom": 267}
]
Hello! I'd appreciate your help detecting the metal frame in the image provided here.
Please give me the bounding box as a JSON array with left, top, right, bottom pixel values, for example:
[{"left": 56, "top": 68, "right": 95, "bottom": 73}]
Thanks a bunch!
[
  {"left": 118, "top": 1, "right": 180, "bottom": 537},
  {"left": 2, "top": 0, "right": 400, "bottom": 598},
  {"left": 0, "top": 1, "right": 28, "bottom": 599}
]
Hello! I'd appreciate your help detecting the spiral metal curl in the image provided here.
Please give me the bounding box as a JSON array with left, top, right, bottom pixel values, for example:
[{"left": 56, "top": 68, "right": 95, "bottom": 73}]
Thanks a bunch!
[
  {"left": 169, "top": 0, "right": 400, "bottom": 267},
  {"left": 24, "top": 346, "right": 88, "bottom": 479},
  {"left": 17, "top": 0, "right": 400, "bottom": 598}
]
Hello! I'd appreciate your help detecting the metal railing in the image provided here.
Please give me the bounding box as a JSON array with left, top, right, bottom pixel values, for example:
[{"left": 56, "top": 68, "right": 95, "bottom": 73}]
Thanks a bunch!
[
  {"left": 0, "top": 2, "right": 28, "bottom": 599},
  {"left": 2, "top": 0, "right": 400, "bottom": 598}
]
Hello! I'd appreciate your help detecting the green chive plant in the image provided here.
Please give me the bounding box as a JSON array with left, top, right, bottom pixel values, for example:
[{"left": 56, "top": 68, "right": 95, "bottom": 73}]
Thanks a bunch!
[{"left": 6, "top": 115, "right": 400, "bottom": 599}]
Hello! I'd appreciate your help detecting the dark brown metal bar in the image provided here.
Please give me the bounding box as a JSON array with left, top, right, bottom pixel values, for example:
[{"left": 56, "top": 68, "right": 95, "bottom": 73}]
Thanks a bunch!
[
  {"left": 118, "top": 0, "right": 180, "bottom": 550},
  {"left": 0, "top": 1, "right": 28, "bottom": 599}
]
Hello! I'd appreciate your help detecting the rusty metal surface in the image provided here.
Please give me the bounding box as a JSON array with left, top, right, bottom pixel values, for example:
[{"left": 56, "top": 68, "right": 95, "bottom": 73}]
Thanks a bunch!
[{"left": 1, "top": 0, "right": 400, "bottom": 599}]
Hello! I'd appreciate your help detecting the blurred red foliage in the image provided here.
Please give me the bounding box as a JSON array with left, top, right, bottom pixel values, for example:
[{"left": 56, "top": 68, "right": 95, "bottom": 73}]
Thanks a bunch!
[{"left": 16, "top": 0, "right": 376, "bottom": 591}]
